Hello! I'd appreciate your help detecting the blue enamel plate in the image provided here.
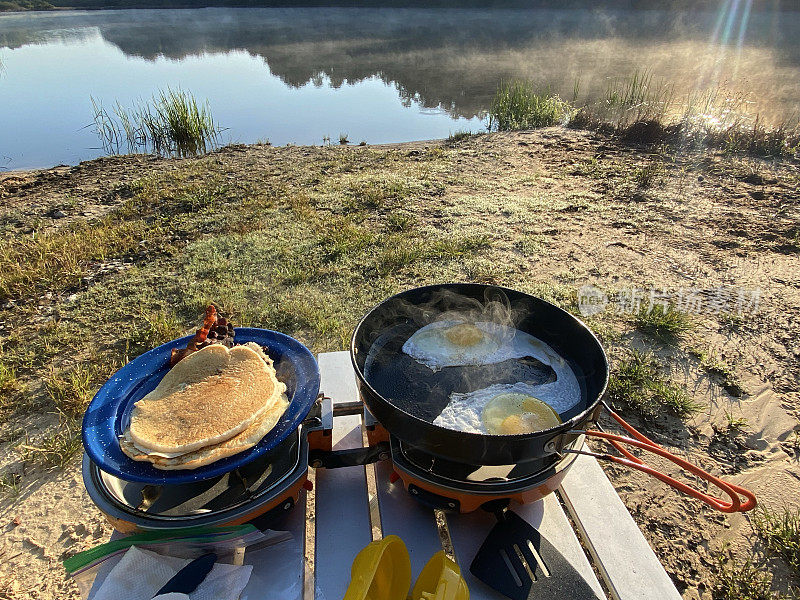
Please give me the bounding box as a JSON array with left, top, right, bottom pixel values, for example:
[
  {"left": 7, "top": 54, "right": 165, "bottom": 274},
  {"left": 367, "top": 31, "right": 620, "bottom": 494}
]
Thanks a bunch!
[{"left": 82, "top": 328, "right": 320, "bottom": 485}]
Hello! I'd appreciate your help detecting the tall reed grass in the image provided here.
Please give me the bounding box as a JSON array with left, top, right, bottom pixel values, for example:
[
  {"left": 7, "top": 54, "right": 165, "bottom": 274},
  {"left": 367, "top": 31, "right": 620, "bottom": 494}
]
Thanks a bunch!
[
  {"left": 598, "top": 69, "right": 675, "bottom": 127},
  {"left": 488, "top": 80, "right": 571, "bottom": 131},
  {"left": 91, "top": 88, "right": 220, "bottom": 158},
  {"left": 488, "top": 70, "right": 799, "bottom": 157}
]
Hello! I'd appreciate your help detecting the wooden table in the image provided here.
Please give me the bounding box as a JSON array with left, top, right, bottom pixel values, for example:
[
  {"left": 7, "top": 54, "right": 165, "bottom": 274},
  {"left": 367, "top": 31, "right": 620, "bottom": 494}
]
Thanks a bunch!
[{"left": 90, "top": 351, "right": 683, "bottom": 600}]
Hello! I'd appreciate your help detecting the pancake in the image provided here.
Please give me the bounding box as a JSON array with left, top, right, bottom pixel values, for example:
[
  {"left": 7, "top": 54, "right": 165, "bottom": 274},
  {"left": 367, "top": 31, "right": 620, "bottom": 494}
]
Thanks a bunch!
[
  {"left": 120, "top": 393, "right": 290, "bottom": 470},
  {"left": 127, "top": 343, "right": 286, "bottom": 455}
]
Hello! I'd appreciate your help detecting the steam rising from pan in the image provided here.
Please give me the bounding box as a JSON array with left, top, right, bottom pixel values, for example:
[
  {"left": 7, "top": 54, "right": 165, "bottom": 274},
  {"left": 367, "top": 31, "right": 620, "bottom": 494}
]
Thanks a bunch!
[{"left": 362, "top": 286, "right": 583, "bottom": 429}]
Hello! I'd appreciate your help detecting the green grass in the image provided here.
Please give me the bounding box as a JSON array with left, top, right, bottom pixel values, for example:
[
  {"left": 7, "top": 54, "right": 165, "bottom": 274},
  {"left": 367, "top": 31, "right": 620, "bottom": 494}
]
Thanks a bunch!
[
  {"left": 260, "top": 296, "right": 344, "bottom": 344},
  {"left": 0, "top": 320, "right": 70, "bottom": 374},
  {"left": 690, "top": 347, "right": 747, "bottom": 397},
  {"left": 571, "top": 157, "right": 604, "bottom": 178},
  {"left": 488, "top": 80, "right": 571, "bottom": 131},
  {"left": 600, "top": 69, "right": 676, "bottom": 127},
  {"left": 385, "top": 211, "right": 416, "bottom": 232},
  {"left": 374, "top": 234, "right": 490, "bottom": 277},
  {"left": 723, "top": 410, "right": 749, "bottom": 434},
  {"left": 345, "top": 176, "right": 415, "bottom": 210},
  {"left": 635, "top": 303, "right": 693, "bottom": 342},
  {"left": 319, "top": 219, "right": 375, "bottom": 260},
  {"left": 513, "top": 236, "right": 544, "bottom": 256},
  {"left": 713, "top": 554, "right": 783, "bottom": 600},
  {"left": 563, "top": 71, "right": 800, "bottom": 158},
  {"left": 17, "top": 420, "right": 82, "bottom": 469},
  {"left": 704, "top": 116, "right": 799, "bottom": 157},
  {"left": 0, "top": 471, "right": 21, "bottom": 498},
  {"left": 446, "top": 130, "right": 474, "bottom": 145},
  {"left": 524, "top": 281, "right": 578, "bottom": 313},
  {"left": 91, "top": 88, "right": 220, "bottom": 158},
  {"left": 45, "top": 366, "right": 95, "bottom": 419},
  {"left": 0, "top": 219, "right": 143, "bottom": 302},
  {"left": 754, "top": 507, "right": 800, "bottom": 577},
  {"left": 63, "top": 148, "right": 486, "bottom": 353},
  {"left": 632, "top": 162, "right": 664, "bottom": 188},
  {"left": 125, "top": 310, "right": 185, "bottom": 358},
  {"left": 607, "top": 349, "right": 702, "bottom": 420},
  {"left": 2, "top": 166, "right": 286, "bottom": 310},
  {"left": 604, "top": 69, "right": 653, "bottom": 109},
  {"left": 0, "top": 362, "right": 24, "bottom": 396},
  {"left": 274, "top": 262, "right": 315, "bottom": 286}
]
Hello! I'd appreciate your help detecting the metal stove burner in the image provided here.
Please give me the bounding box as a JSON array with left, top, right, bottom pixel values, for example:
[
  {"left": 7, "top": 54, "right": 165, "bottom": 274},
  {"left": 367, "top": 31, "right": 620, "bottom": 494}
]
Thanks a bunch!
[
  {"left": 390, "top": 434, "right": 581, "bottom": 496},
  {"left": 84, "top": 428, "right": 307, "bottom": 529}
]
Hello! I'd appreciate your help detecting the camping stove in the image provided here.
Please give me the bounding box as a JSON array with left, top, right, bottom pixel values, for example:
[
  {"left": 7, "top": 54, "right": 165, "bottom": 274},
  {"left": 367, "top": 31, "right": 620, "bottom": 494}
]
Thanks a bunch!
[
  {"left": 84, "top": 394, "right": 583, "bottom": 533},
  {"left": 83, "top": 394, "right": 334, "bottom": 533},
  {"left": 362, "top": 407, "right": 582, "bottom": 513}
]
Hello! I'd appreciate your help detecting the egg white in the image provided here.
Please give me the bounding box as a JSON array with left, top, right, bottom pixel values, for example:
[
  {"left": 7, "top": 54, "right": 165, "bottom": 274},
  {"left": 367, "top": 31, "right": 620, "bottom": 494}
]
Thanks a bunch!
[
  {"left": 433, "top": 371, "right": 580, "bottom": 435},
  {"left": 432, "top": 383, "right": 537, "bottom": 434},
  {"left": 403, "top": 320, "right": 563, "bottom": 371}
]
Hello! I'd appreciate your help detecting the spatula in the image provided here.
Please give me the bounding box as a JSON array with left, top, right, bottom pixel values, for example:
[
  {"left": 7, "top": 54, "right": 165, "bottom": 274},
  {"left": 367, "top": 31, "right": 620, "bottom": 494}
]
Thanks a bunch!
[{"left": 469, "top": 502, "right": 600, "bottom": 600}]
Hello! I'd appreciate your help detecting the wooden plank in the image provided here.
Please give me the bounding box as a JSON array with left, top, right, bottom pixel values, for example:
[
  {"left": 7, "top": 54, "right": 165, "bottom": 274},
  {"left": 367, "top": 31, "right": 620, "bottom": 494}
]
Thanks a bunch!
[
  {"left": 374, "top": 459, "right": 445, "bottom": 577},
  {"left": 318, "top": 352, "right": 359, "bottom": 414},
  {"left": 240, "top": 493, "right": 306, "bottom": 600},
  {"left": 538, "top": 493, "right": 606, "bottom": 598},
  {"left": 313, "top": 352, "right": 371, "bottom": 600},
  {"left": 559, "top": 452, "right": 682, "bottom": 600},
  {"left": 446, "top": 494, "right": 605, "bottom": 599}
]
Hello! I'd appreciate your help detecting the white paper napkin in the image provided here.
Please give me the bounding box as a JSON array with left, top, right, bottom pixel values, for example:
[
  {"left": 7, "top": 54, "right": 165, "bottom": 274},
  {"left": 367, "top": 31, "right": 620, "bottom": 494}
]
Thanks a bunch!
[{"left": 92, "top": 546, "right": 253, "bottom": 600}]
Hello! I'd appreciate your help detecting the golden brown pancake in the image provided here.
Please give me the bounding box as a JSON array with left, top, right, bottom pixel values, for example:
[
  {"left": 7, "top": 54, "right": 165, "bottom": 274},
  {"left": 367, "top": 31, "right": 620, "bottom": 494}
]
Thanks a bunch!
[
  {"left": 127, "top": 343, "right": 286, "bottom": 455},
  {"left": 120, "top": 394, "right": 289, "bottom": 470}
]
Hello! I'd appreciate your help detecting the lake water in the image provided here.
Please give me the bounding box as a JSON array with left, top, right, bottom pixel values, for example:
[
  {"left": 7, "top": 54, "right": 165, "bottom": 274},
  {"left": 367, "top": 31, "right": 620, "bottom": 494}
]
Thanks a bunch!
[{"left": 2, "top": 6, "right": 799, "bottom": 170}]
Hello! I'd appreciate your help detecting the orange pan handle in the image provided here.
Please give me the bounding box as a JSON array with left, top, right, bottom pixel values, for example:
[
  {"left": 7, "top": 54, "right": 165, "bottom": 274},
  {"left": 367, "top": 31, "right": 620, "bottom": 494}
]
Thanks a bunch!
[{"left": 576, "top": 404, "right": 757, "bottom": 513}]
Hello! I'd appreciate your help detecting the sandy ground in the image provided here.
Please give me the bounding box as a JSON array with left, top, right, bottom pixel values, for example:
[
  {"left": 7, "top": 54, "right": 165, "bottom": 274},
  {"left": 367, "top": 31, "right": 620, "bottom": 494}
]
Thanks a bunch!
[{"left": 0, "top": 129, "right": 798, "bottom": 598}]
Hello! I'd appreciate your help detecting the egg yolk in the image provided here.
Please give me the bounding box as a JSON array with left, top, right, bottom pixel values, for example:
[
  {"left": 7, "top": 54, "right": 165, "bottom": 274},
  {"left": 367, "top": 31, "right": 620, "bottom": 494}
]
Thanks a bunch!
[
  {"left": 500, "top": 414, "right": 527, "bottom": 434},
  {"left": 482, "top": 393, "right": 561, "bottom": 435},
  {"left": 522, "top": 399, "right": 545, "bottom": 412},
  {"left": 444, "top": 323, "right": 485, "bottom": 347}
]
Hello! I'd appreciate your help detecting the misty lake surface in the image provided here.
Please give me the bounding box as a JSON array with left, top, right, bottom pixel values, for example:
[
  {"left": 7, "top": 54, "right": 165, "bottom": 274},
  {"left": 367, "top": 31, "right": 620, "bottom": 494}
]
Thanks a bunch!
[{"left": 2, "top": 6, "right": 799, "bottom": 170}]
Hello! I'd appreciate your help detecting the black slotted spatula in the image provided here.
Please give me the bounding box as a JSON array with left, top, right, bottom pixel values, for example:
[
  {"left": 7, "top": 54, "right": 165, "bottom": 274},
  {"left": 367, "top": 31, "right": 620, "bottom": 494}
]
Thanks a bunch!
[{"left": 469, "top": 502, "right": 601, "bottom": 600}]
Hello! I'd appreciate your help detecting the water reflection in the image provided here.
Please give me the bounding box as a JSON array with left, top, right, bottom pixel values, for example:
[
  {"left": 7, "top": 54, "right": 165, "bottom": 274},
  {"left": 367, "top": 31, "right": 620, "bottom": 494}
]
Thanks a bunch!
[{"left": 1, "top": 6, "right": 799, "bottom": 168}]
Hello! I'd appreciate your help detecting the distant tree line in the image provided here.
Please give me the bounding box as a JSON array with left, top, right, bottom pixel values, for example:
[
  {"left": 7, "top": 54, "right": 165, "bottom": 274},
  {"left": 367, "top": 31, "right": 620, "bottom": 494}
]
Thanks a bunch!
[
  {"left": 2, "top": 0, "right": 797, "bottom": 11},
  {"left": 1, "top": 0, "right": 54, "bottom": 10}
]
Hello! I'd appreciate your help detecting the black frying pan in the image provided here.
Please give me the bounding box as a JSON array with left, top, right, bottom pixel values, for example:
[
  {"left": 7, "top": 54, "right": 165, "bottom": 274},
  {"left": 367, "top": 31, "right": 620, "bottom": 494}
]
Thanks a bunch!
[
  {"left": 351, "top": 283, "right": 757, "bottom": 515},
  {"left": 350, "top": 283, "right": 608, "bottom": 468}
]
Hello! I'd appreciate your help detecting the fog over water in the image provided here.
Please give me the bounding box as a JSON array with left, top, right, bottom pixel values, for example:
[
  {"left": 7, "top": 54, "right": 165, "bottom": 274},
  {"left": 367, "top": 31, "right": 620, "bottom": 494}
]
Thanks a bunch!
[{"left": 1, "top": 5, "right": 799, "bottom": 169}]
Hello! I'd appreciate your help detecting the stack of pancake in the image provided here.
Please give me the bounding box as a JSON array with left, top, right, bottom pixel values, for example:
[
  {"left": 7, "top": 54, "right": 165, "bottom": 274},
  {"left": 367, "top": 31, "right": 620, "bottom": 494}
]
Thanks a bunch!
[{"left": 120, "top": 342, "right": 289, "bottom": 470}]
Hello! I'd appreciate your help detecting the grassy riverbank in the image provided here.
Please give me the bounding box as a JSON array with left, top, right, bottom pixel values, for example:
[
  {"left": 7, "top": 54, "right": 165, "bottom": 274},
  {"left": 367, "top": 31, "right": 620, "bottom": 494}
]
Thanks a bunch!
[
  {"left": 488, "top": 76, "right": 800, "bottom": 159},
  {"left": 0, "top": 130, "right": 798, "bottom": 599}
]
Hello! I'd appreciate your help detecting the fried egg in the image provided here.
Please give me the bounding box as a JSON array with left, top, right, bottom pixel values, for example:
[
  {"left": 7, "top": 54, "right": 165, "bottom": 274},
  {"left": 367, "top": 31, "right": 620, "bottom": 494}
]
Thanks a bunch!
[
  {"left": 403, "top": 320, "right": 562, "bottom": 371},
  {"left": 482, "top": 393, "right": 561, "bottom": 434},
  {"left": 433, "top": 380, "right": 576, "bottom": 435}
]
